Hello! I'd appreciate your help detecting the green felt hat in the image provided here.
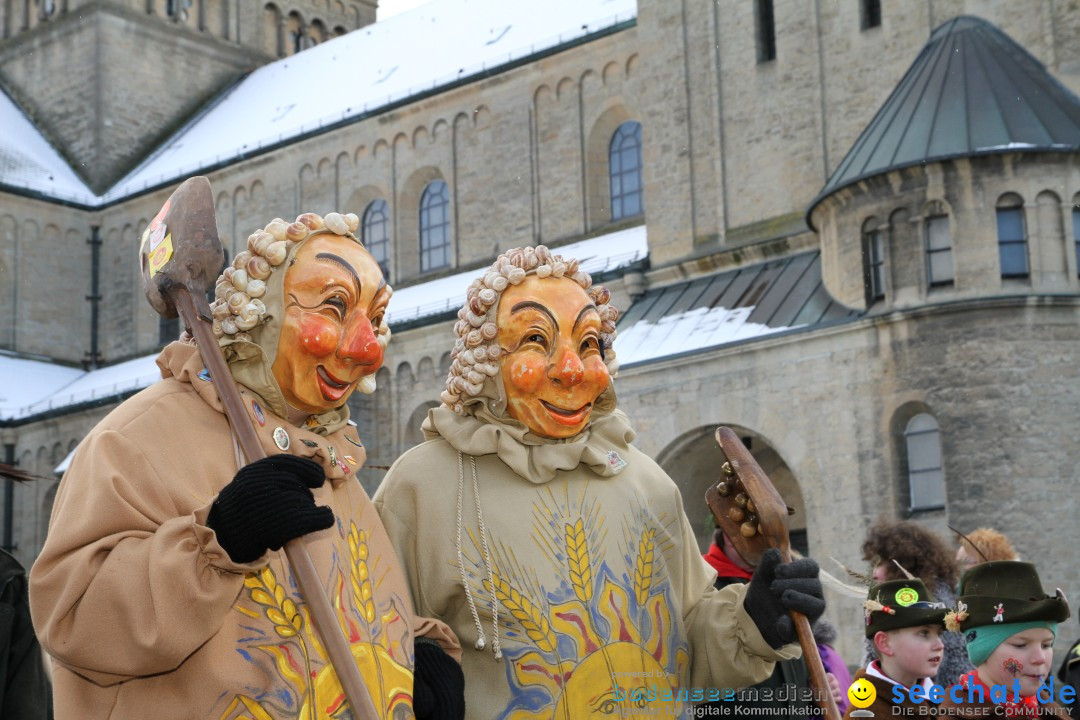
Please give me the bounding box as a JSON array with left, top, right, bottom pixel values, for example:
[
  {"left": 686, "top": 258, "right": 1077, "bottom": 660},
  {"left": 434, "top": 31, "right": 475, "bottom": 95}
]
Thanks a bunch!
[
  {"left": 864, "top": 579, "right": 948, "bottom": 638},
  {"left": 950, "top": 561, "right": 1069, "bottom": 632}
]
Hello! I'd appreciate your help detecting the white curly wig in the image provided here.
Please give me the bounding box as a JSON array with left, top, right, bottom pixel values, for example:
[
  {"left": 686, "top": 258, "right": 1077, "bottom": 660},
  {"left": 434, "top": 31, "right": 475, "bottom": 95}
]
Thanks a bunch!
[
  {"left": 204, "top": 211, "right": 392, "bottom": 396},
  {"left": 441, "top": 245, "right": 619, "bottom": 413}
]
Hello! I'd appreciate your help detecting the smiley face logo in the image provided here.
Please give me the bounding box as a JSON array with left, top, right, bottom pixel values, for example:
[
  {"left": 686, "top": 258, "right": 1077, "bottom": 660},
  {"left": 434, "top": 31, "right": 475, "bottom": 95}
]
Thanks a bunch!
[{"left": 848, "top": 678, "right": 876, "bottom": 709}]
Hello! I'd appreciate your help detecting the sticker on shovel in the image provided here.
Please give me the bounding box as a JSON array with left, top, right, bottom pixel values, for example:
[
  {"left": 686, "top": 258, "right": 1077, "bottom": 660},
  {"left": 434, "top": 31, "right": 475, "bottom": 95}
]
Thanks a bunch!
[
  {"left": 147, "top": 234, "right": 174, "bottom": 278},
  {"left": 141, "top": 199, "right": 172, "bottom": 278}
]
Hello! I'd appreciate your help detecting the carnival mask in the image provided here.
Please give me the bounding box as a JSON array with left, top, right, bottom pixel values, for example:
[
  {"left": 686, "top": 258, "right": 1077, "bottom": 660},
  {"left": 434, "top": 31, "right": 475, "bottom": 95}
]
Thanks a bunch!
[
  {"left": 272, "top": 233, "right": 389, "bottom": 414},
  {"left": 496, "top": 275, "right": 610, "bottom": 438}
]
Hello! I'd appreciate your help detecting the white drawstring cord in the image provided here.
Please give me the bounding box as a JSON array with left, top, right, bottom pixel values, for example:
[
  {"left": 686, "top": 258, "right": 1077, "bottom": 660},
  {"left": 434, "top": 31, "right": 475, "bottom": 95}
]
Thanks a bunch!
[{"left": 455, "top": 451, "right": 501, "bottom": 659}]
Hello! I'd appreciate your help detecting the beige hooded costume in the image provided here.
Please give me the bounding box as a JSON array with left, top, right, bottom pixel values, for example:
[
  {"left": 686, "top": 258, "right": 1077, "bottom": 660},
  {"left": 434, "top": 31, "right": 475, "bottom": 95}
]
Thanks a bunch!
[
  {"left": 30, "top": 212, "right": 457, "bottom": 720},
  {"left": 373, "top": 246, "right": 795, "bottom": 719}
]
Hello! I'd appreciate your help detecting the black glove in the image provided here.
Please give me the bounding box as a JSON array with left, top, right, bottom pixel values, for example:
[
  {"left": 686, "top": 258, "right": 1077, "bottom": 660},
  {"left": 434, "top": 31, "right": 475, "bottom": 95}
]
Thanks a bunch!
[
  {"left": 207, "top": 454, "right": 334, "bottom": 564},
  {"left": 744, "top": 548, "right": 826, "bottom": 648},
  {"left": 413, "top": 637, "right": 465, "bottom": 720}
]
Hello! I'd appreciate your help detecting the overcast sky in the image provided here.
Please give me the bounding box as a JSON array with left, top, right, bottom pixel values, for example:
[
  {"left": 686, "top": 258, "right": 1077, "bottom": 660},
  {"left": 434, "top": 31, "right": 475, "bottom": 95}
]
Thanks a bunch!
[{"left": 376, "top": 0, "right": 433, "bottom": 21}]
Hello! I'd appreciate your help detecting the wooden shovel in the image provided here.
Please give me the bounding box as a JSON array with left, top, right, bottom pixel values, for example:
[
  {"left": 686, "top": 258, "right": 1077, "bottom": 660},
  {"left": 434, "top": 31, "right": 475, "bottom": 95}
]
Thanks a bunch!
[
  {"left": 139, "top": 177, "right": 379, "bottom": 720},
  {"left": 705, "top": 427, "right": 841, "bottom": 720}
]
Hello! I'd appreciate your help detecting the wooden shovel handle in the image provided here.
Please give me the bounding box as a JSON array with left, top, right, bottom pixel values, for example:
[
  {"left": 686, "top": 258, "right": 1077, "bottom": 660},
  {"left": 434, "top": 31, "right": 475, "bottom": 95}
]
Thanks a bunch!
[
  {"left": 172, "top": 288, "right": 380, "bottom": 720},
  {"left": 779, "top": 544, "right": 842, "bottom": 720},
  {"left": 707, "top": 428, "right": 840, "bottom": 720}
]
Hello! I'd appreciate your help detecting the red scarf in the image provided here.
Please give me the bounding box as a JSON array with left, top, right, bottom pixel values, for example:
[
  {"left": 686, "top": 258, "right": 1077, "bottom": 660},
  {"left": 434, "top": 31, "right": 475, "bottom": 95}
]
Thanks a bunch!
[
  {"left": 960, "top": 671, "right": 1040, "bottom": 717},
  {"left": 704, "top": 543, "right": 752, "bottom": 580}
]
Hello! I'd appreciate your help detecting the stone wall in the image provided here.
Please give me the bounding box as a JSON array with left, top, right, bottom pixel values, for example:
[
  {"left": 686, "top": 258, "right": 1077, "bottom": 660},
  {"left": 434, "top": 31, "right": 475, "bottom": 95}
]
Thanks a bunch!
[{"left": 614, "top": 296, "right": 1080, "bottom": 665}]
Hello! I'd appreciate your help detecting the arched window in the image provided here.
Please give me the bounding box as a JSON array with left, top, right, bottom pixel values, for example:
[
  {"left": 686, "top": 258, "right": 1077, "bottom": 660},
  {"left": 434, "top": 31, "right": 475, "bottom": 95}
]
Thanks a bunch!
[
  {"left": 924, "top": 205, "right": 953, "bottom": 287},
  {"left": 904, "top": 414, "right": 945, "bottom": 512},
  {"left": 862, "top": 217, "right": 885, "bottom": 303},
  {"left": 362, "top": 199, "right": 390, "bottom": 281},
  {"left": 419, "top": 180, "right": 450, "bottom": 272},
  {"left": 286, "top": 12, "right": 304, "bottom": 54},
  {"left": 609, "top": 121, "right": 643, "bottom": 221},
  {"left": 996, "top": 193, "right": 1028, "bottom": 279}
]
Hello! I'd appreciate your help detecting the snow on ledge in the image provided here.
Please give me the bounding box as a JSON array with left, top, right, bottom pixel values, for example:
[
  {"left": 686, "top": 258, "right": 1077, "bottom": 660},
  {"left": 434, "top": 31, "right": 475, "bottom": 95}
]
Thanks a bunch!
[
  {"left": 1, "top": 353, "right": 161, "bottom": 422},
  {"left": 386, "top": 225, "right": 647, "bottom": 325}
]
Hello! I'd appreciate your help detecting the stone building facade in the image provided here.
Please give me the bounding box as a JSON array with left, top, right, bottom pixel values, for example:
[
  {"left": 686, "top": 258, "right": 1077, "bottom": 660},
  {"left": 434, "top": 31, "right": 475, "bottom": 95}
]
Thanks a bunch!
[{"left": 1, "top": 0, "right": 1078, "bottom": 664}]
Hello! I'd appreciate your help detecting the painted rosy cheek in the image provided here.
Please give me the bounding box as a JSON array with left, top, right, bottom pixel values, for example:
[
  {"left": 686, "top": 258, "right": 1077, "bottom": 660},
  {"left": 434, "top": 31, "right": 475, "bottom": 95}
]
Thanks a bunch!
[
  {"left": 298, "top": 313, "right": 339, "bottom": 357},
  {"left": 507, "top": 355, "right": 546, "bottom": 393},
  {"left": 583, "top": 357, "right": 610, "bottom": 384}
]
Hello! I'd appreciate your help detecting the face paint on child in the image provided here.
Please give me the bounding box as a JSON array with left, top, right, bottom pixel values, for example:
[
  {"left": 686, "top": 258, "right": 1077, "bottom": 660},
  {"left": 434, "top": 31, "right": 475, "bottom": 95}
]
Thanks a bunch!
[
  {"left": 980, "top": 627, "right": 1055, "bottom": 698},
  {"left": 272, "top": 234, "right": 389, "bottom": 414}
]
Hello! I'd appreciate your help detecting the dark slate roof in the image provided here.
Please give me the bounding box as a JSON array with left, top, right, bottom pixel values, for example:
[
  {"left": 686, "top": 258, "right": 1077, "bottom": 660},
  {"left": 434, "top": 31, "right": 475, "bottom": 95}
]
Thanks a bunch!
[
  {"left": 612, "top": 250, "right": 860, "bottom": 367},
  {"left": 808, "top": 15, "right": 1080, "bottom": 226}
]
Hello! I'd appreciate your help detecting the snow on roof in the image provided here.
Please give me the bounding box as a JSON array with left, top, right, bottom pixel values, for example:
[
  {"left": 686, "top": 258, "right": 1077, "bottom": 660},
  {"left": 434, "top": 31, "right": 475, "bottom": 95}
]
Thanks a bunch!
[
  {"left": 0, "top": 353, "right": 161, "bottom": 421},
  {"left": 0, "top": 87, "right": 96, "bottom": 203},
  {"left": 101, "top": 0, "right": 636, "bottom": 202},
  {"left": 386, "top": 224, "right": 647, "bottom": 324},
  {"left": 612, "top": 251, "right": 860, "bottom": 367},
  {"left": 613, "top": 305, "right": 786, "bottom": 366},
  {"left": 2, "top": 225, "right": 646, "bottom": 421},
  {"left": 0, "top": 352, "right": 85, "bottom": 418}
]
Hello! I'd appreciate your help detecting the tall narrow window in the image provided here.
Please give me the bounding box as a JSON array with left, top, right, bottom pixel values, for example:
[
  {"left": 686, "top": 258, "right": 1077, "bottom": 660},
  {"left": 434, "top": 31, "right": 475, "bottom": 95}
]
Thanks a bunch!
[
  {"left": 996, "top": 195, "right": 1028, "bottom": 279},
  {"left": 363, "top": 199, "right": 390, "bottom": 281},
  {"left": 419, "top": 180, "right": 450, "bottom": 272},
  {"left": 861, "top": 0, "right": 881, "bottom": 29},
  {"left": 1073, "top": 202, "right": 1079, "bottom": 278},
  {"left": 863, "top": 225, "right": 885, "bottom": 303},
  {"left": 755, "top": 0, "right": 776, "bottom": 63},
  {"left": 166, "top": 0, "right": 190, "bottom": 19},
  {"left": 925, "top": 215, "right": 953, "bottom": 286},
  {"left": 609, "top": 121, "right": 643, "bottom": 221},
  {"left": 287, "top": 13, "right": 304, "bottom": 54},
  {"left": 905, "top": 414, "right": 945, "bottom": 511}
]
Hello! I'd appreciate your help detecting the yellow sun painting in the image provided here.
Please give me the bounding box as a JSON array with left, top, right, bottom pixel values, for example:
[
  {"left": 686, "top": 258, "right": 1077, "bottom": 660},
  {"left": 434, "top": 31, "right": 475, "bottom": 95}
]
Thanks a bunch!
[
  {"left": 220, "top": 518, "right": 414, "bottom": 720},
  {"left": 463, "top": 483, "right": 690, "bottom": 719}
]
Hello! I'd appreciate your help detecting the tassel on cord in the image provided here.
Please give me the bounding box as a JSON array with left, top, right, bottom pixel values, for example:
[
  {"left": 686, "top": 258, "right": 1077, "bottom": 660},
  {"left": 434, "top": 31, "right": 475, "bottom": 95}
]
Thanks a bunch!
[
  {"left": 864, "top": 597, "right": 896, "bottom": 615},
  {"left": 944, "top": 600, "right": 969, "bottom": 632}
]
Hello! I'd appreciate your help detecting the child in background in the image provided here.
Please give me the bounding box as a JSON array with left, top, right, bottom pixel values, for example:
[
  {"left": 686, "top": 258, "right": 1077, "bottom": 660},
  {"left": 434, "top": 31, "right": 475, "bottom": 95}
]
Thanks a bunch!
[
  {"left": 843, "top": 578, "right": 948, "bottom": 719},
  {"left": 938, "top": 561, "right": 1070, "bottom": 717}
]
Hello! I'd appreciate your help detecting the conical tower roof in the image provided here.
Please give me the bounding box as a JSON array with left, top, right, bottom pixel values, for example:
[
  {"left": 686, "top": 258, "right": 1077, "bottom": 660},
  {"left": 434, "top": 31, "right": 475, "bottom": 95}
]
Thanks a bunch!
[{"left": 808, "top": 15, "right": 1080, "bottom": 225}]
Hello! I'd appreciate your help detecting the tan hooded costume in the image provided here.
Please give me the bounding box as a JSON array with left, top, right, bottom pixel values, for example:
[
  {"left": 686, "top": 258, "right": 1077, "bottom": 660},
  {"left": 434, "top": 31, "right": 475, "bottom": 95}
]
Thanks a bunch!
[
  {"left": 373, "top": 247, "right": 796, "bottom": 719},
  {"left": 30, "top": 214, "right": 458, "bottom": 720}
]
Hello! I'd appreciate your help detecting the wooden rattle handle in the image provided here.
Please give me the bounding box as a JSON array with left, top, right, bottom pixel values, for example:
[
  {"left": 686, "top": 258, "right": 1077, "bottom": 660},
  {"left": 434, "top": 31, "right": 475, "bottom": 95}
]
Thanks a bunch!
[{"left": 705, "top": 427, "right": 840, "bottom": 720}]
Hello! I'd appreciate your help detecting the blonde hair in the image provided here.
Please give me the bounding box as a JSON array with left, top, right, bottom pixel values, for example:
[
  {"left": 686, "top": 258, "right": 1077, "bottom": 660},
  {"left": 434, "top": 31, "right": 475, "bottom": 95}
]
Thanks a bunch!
[
  {"left": 959, "top": 527, "right": 1019, "bottom": 563},
  {"left": 440, "top": 245, "right": 619, "bottom": 412}
]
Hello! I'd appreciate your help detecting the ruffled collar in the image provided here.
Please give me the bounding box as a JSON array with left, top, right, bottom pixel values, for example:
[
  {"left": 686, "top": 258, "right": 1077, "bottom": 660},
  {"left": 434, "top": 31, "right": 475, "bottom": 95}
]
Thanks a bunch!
[
  {"left": 157, "top": 340, "right": 349, "bottom": 436},
  {"left": 422, "top": 403, "right": 635, "bottom": 484}
]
